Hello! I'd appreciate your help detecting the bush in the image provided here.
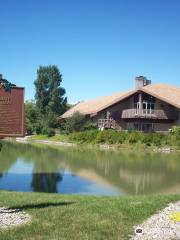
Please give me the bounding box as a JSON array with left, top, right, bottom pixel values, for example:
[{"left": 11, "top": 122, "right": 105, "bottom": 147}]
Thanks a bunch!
[
  {"left": 170, "top": 126, "right": 180, "bottom": 136},
  {"left": 142, "top": 133, "right": 153, "bottom": 146},
  {"left": 83, "top": 121, "right": 97, "bottom": 131},
  {"left": 63, "top": 129, "right": 180, "bottom": 148},
  {"left": 59, "top": 113, "right": 98, "bottom": 134},
  {"left": 95, "top": 131, "right": 109, "bottom": 144},
  {"left": 69, "top": 130, "right": 98, "bottom": 143},
  {"left": 48, "top": 129, "right": 56, "bottom": 137},
  {"left": 26, "top": 123, "right": 34, "bottom": 135},
  {"left": 128, "top": 131, "right": 144, "bottom": 144},
  {"left": 96, "top": 130, "right": 129, "bottom": 144},
  {"left": 62, "top": 112, "right": 87, "bottom": 134},
  {"left": 116, "top": 131, "right": 128, "bottom": 144},
  {"left": 128, "top": 133, "right": 138, "bottom": 144},
  {"left": 35, "top": 124, "right": 43, "bottom": 135},
  {"left": 42, "top": 125, "right": 49, "bottom": 135},
  {"left": 152, "top": 133, "right": 164, "bottom": 146}
]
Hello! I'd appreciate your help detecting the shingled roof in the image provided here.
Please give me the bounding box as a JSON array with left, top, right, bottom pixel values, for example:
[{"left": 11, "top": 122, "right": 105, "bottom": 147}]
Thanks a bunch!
[
  {"left": 61, "top": 83, "right": 180, "bottom": 118},
  {"left": 142, "top": 83, "right": 180, "bottom": 109}
]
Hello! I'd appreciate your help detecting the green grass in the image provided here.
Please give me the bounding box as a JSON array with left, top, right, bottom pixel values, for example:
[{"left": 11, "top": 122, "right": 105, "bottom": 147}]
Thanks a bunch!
[
  {"left": 1, "top": 191, "right": 180, "bottom": 240},
  {"left": 30, "top": 134, "right": 68, "bottom": 142}
]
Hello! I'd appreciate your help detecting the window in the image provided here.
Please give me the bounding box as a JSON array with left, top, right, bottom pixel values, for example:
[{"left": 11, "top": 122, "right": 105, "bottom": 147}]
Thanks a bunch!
[
  {"left": 133, "top": 92, "right": 155, "bottom": 114},
  {"left": 143, "top": 101, "right": 154, "bottom": 114},
  {"left": 127, "top": 122, "right": 154, "bottom": 132}
]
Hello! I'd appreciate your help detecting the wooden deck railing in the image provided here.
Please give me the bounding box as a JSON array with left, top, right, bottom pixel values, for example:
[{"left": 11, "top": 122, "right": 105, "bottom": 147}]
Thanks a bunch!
[
  {"left": 98, "top": 118, "right": 118, "bottom": 129},
  {"left": 121, "top": 109, "right": 170, "bottom": 119}
]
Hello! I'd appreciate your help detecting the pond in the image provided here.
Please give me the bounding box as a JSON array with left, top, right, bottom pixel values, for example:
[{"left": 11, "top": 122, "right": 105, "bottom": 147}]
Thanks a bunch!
[{"left": 0, "top": 142, "right": 180, "bottom": 196}]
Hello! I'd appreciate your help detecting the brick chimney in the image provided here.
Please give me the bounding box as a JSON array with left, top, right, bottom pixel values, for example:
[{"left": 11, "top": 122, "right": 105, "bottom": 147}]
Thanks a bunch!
[{"left": 135, "top": 76, "right": 151, "bottom": 89}]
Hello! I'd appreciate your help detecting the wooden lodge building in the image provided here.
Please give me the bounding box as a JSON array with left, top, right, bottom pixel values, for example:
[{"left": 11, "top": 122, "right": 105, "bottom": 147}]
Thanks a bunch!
[{"left": 61, "top": 76, "right": 180, "bottom": 132}]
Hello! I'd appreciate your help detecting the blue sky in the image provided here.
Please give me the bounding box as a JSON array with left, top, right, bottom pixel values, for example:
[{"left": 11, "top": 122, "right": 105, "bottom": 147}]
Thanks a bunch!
[{"left": 0, "top": 0, "right": 180, "bottom": 103}]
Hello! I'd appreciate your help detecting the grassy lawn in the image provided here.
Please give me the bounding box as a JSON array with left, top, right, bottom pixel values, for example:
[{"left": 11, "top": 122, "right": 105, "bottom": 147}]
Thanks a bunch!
[
  {"left": 1, "top": 191, "right": 180, "bottom": 240},
  {"left": 29, "top": 134, "right": 69, "bottom": 142}
]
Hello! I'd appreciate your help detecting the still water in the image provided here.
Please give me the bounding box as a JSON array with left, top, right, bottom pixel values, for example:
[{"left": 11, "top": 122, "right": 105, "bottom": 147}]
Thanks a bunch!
[{"left": 0, "top": 142, "right": 180, "bottom": 196}]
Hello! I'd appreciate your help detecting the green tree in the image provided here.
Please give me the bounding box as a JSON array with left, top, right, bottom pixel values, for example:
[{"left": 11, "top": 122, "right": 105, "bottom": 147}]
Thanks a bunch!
[
  {"left": 34, "top": 65, "right": 67, "bottom": 129},
  {"left": 25, "top": 100, "right": 39, "bottom": 134}
]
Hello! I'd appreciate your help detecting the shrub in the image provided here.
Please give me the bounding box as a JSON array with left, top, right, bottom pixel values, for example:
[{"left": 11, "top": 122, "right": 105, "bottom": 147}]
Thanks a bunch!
[
  {"left": 69, "top": 130, "right": 98, "bottom": 143},
  {"left": 95, "top": 131, "right": 107, "bottom": 144},
  {"left": 34, "top": 121, "right": 43, "bottom": 135},
  {"left": 116, "top": 131, "right": 128, "bottom": 144},
  {"left": 83, "top": 121, "right": 97, "bottom": 131},
  {"left": 127, "top": 132, "right": 138, "bottom": 144},
  {"left": 170, "top": 126, "right": 180, "bottom": 136},
  {"left": 65, "top": 129, "right": 180, "bottom": 148},
  {"left": 63, "top": 112, "right": 87, "bottom": 134},
  {"left": 152, "top": 133, "right": 164, "bottom": 146},
  {"left": 35, "top": 125, "right": 42, "bottom": 135},
  {"left": 142, "top": 133, "right": 153, "bottom": 146},
  {"left": 95, "top": 130, "right": 128, "bottom": 144},
  {"left": 129, "top": 131, "right": 144, "bottom": 144},
  {"left": 26, "top": 123, "right": 34, "bottom": 135},
  {"left": 42, "top": 125, "right": 49, "bottom": 135},
  {"left": 48, "top": 129, "right": 56, "bottom": 137}
]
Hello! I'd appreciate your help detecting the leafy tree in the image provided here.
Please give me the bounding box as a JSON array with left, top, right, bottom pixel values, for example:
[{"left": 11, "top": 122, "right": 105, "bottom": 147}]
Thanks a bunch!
[
  {"left": 34, "top": 65, "right": 67, "bottom": 129},
  {"left": 25, "top": 100, "right": 39, "bottom": 134},
  {"left": 34, "top": 65, "right": 67, "bottom": 115}
]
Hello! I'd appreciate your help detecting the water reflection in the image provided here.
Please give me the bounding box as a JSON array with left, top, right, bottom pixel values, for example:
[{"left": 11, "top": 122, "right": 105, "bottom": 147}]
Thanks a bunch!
[
  {"left": 0, "top": 142, "right": 180, "bottom": 195},
  {"left": 32, "top": 173, "right": 62, "bottom": 193}
]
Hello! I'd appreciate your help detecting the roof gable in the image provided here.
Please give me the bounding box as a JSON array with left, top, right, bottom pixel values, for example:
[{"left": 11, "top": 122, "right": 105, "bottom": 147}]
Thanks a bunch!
[
  {"left": 61, "top": 83, "right": 180, "bottom": 118},
  {"left": 61, "top": 90, "right": 136, "bottom": 118},
  {"left": 141, "top": 83, "right": 180, "bottom": 109}
]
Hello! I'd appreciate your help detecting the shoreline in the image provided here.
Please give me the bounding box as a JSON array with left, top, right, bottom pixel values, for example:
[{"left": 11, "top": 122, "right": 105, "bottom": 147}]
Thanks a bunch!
[{"left": 14, "top": 136, "right": 180, "bottom": 153}]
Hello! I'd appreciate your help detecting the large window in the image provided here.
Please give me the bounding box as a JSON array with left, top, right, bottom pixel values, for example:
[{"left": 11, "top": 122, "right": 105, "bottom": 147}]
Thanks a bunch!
[
  {"left": 128, "top": 122, "right": 154, "bottom": 132},
  {"left": 134, "top": 93, "right": 155, "bottom": 114},
  {"left": 143, "top": 101, "right": 154, "bottom": 114}
]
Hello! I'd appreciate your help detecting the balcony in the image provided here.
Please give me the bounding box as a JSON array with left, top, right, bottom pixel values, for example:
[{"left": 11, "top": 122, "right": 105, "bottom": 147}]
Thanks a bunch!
[{"left": 121, "top": 109, "right": 175, "bottom": 120}]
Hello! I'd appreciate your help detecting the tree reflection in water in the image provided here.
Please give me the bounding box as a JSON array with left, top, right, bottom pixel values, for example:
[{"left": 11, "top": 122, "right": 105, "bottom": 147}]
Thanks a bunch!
[{"left": 31, "top": 173, "right": 63, "bottom": 193}]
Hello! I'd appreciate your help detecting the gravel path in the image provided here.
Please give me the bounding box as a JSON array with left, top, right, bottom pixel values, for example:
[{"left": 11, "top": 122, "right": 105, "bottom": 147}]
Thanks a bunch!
[
  {"left": 131, "top": 201, "right": 180, "bottom": 240},
  {"left": 0, "top": 207, "right": 30, "bottom": 229}
]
